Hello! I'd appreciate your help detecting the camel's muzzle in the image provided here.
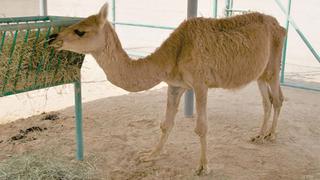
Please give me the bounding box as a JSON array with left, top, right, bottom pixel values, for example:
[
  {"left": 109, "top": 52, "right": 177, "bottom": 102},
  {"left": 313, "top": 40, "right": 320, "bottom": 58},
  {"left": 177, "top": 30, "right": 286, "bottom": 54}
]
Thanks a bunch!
[
  {"left": 48, "top": 33, "right": 58, "bottom": 44},
  {"left": 48, "top": 33, "right": 63, "bottom": 49}
]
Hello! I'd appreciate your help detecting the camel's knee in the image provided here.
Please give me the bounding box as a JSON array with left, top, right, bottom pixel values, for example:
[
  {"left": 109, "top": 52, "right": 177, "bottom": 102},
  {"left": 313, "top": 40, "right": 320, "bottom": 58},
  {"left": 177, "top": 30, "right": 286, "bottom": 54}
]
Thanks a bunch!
[
  {"left": 171, "top": 107, "right": 179, "bottom": 115},
  {"left": 279, "top": 90, "right": 284, "bottom": 105},
  {"left": 262, "top": 99, "right": 272, "bottom": 111},
  {"left": 269, "top": 84, "right": 284, "bottom": 109},
  {"left": 272, "top": 96, "right": 283, "bottom": 109},
  {"left": 279, "top": 88, "right": 284, "bottom": 101},
  {"left": 160, "top": 121, "right": 174, "bottom": 133},
  {"left": 194, "top": 123, "right": 208, "bottom": 137}
]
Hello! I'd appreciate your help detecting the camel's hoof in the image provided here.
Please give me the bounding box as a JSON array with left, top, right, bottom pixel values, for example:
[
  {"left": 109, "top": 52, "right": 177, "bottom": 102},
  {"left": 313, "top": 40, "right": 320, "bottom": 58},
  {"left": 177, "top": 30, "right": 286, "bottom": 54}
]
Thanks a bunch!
[
  {"left": 195, "top": 165, "right": 211, "bottom": 176},
  {"left": 264, "top": 132, "right": 276, "bottom": 142},
  {"left": 250, "top": 135, "right": 265, "bottom": 144},
  {"left": 251, "top": 132, "right": 276, "bottom": 143}
]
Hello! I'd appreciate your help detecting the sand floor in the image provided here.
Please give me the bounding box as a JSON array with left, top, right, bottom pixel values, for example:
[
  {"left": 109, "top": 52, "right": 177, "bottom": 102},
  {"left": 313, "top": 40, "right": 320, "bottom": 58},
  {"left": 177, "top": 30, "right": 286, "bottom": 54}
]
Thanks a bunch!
[{"left": 0, "top": 84, "right": 319, "bottom": 179}]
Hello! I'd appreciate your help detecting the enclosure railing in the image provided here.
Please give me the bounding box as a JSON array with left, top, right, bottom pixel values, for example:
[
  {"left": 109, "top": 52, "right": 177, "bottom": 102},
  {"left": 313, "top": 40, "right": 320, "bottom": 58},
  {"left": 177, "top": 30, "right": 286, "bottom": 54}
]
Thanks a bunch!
[
  {"left": 225, "top": 0, "right": 320, "bottom": 91},
  {"left": 112, "top": 0, "right": 319, "bottom": 91}
]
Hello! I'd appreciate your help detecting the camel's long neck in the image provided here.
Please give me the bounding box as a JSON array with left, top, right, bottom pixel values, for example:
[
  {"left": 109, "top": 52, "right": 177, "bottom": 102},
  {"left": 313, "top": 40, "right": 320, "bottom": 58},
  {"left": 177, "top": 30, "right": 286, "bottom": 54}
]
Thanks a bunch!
[{"left": 92, "top": 23, "right": 177, "bottom": 92}]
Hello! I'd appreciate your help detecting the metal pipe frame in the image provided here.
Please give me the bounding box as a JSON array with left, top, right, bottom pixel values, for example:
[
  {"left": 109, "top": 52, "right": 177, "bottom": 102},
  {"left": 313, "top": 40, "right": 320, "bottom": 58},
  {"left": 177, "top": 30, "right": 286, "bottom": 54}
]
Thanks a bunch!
[
  {"left": 184, "top": 0, "right": 198, "bottom": 118},
  {"left": 212, "top": 0, "right": 218, "bottom": 18},
  {"left": 279, "top": 0, "right": 292, "bottom": 83},
  {"left": 274, "top": 0, "right": 319, "bottom": 91},
  {"left": 225, "top": 0, "right": 234, "bottom": 17},
  {"left": 224, "top": 0, "right": 319, "bottom": 91},
  {"left": 74, "top": 80, "right": 84, "bottom": 160},
  {"left": 39, "top": 0, "right": 48, "bottom": 16},
  {"left": 275, "top": 0, "right": 320, "bottom": 64},
  {"left": 41, "top": 0, "right": 85, "bottom": 158},
  {"left": 112, "top": 0, "right": 116, "bottom": 28}
]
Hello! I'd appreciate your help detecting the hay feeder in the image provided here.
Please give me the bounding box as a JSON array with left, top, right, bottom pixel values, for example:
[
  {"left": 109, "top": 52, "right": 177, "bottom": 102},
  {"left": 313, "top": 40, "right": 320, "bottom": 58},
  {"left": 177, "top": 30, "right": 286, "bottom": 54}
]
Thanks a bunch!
[{"left": 0, "top": 16, "right": 85, "bottom": 160}]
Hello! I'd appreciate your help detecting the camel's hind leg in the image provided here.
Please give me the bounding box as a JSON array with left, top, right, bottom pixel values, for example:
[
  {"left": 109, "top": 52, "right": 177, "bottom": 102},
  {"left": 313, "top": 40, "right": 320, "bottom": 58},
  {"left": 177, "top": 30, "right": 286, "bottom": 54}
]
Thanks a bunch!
[
  {"left": 251, "top": 79, "right": 272, "bottom": 143},
  {"left": 264, "top": 78, "right": 284, "bottom": 141},
  {"left": 262, "top": 29, "right": 285, "bottom": 141},
  {"left": 139, "top": 85, "right": 185, "bottom": 161},
  {"left": 193, "top": 85, "right": 210, "bottom": 175}
]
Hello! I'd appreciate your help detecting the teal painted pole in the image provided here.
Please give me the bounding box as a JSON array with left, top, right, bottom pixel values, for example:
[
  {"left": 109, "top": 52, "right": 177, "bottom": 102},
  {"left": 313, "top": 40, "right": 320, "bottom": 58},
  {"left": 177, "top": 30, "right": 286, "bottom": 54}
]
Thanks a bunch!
[
  {"left": 225, "top": 0, "right": 233, "bottom": 16},
  {"left": 225, "top": 0, "right": 229, "bottom": 16},
  {"left": 184, "top": 0, "right": 198, "bottom": 118},
  {"left": 275, "top": 0, "right": 319, "bottom": 64},
  {"left": 74, "top": 80, "right": 84, "bottom": 160},
  {"left": 280, "top": 0, "right": 292, "bottom": 83},
  {"left": 212, "top": 0, "right": 218, "bottom": 18},
  {"left": 230, "top": 0, "right": 234, "bottom": 12},
  {"left": 112, "top": 0, "right": 116, "bottom": 28}
]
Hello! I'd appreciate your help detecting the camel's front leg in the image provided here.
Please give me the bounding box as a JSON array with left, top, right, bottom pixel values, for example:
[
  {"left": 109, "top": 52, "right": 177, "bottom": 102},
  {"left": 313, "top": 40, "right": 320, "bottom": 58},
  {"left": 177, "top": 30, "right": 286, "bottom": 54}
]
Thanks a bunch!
[
  {"left": 194, "top": 86, "right": 210, "bottom": 175},
  {"left": 140, "top": 85, "right": 185, "bottom": 161}
]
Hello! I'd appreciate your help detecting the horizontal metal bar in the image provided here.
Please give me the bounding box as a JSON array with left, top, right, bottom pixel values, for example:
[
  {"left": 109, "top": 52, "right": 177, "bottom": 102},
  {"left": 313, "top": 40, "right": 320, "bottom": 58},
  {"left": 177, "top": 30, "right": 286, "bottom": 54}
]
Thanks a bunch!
[
  {"left": 0, "top": 20, "right": 81, "bottom": 31},
  {"left": 0, "top": 80, "right": 77, "bottom": 97},
  {"left": 0, "top": 16, "right": 50, "bottom": 23},
  {"left": 113, "top": 22, "right": 175, "bottom": 30},
  {"left": 281, "top": 82, "right": 320, "bottom": 92},
  {"left": 49, "top": 16, "right": 83, "bottom": 22},
  {"left": 225, "top": 9, "right": 250, "bottom": 12},
  {"left": 0, "top": 16, "right": 83, "bottom": 23},
  {"left": 274, "top": 0, "right": 320, "bottom": 63},
  {"left": 128, "top": 53, "right": 145, "bottom": 58}
]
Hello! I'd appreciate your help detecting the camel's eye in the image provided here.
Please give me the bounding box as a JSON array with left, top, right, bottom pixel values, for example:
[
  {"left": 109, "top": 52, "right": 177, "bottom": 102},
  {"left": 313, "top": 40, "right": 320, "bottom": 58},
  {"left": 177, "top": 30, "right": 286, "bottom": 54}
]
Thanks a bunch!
[{"left": 74, "top": 29, "right": 86, "bottom": 37}]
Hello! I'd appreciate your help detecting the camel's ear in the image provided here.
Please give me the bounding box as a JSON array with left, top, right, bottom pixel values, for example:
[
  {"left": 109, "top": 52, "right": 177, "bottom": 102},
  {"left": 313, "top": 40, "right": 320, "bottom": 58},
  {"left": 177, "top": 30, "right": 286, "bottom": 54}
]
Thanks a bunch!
[{"left": 98, "top": 3, "right": 108, "bottom": 26}]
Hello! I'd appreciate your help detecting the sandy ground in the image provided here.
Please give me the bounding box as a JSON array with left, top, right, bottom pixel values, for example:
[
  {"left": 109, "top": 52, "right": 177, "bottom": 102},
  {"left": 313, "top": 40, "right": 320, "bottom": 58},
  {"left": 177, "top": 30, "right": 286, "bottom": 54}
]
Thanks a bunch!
[{"left": 0, "top": 84, "right": 319, "bottom": 179}]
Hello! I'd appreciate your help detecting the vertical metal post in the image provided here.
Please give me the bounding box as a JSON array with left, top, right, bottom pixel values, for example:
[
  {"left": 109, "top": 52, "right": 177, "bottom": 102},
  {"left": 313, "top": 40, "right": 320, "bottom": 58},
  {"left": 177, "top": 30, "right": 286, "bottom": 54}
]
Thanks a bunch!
[
  {"left": 184, "top": 0, "right": 198, "bottom": 118},
  {"left": 225, "top": 0, "right": 234, "bottom": 16},
  {"left": 74, "top": 80, "right": 84, "bottom": 160},
  {"left": 39, "top": 0, "right": 48, "bottom": 16},
  {"left": 226, "top": 0, "right": 234, "bottom": 16},
  {"left": 230, "top": 0, "right": 234, "bottom": 11},
  {"left": 184, "top": 90, "right": 194, "bottom": 118},
  {"left": 212, "top": 0, "right": 218, "bottom": 18},
  {"left": 187, "top": 0, "right": 198, "bottom": 18},
  {"left": 112, "top": 0, "right": 116, "bottom": 28},
  {"left": 225, "top": 0, "right": 229, "bottom": 16},
  {"left": 280, "top": 0, "right": 292, "bottom": 83}
]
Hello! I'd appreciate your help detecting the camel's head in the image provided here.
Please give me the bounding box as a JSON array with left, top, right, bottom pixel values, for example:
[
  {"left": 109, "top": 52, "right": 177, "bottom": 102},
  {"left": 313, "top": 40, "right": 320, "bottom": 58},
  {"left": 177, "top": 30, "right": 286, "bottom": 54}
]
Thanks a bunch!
[{"left": 49, "top": 3, "right": 109, "bottom": 54}]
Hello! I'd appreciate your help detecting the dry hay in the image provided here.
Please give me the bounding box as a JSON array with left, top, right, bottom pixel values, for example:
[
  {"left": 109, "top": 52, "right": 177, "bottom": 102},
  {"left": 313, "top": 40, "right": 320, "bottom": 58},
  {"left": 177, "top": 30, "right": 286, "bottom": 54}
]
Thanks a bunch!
[
  {"left": 0, "top": 28, "right": 84, "bottom": 96},
  {"left": 0, "top": 153, "right": 98, "bottom": 180}
]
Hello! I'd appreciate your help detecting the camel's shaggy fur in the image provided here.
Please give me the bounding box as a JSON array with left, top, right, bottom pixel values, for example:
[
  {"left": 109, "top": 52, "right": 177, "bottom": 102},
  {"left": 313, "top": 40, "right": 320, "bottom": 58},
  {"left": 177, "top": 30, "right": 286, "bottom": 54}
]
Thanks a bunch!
[{"left": 49, "top": 3, "right": 286, "bottom": 175}]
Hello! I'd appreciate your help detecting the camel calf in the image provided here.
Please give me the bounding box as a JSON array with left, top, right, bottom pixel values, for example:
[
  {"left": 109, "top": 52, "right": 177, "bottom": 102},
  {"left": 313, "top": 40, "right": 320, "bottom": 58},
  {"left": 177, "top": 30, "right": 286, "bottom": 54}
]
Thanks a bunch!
[{"left": 49, "top": 3, "right": 286, "bottom": 175}]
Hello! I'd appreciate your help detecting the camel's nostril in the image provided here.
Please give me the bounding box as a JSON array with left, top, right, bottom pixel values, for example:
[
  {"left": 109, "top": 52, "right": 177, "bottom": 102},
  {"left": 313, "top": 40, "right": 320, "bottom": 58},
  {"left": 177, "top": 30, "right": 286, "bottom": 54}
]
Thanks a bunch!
[
  {"left": 48, "top": 33, "right": 58, "bottom": 44},
  {"left": 49, "top": 33, "right": 58, "bottom": 39}
]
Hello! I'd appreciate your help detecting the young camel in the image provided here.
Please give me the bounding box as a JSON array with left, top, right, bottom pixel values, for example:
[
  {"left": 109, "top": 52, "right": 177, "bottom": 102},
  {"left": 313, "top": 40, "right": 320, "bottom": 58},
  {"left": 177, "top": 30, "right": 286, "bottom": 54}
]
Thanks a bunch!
[{"left": 49, "top": 3, "right": 286, "bottom": 175}]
